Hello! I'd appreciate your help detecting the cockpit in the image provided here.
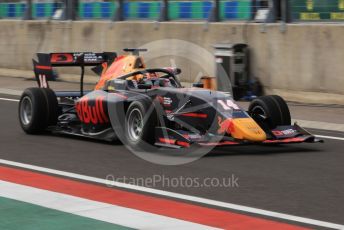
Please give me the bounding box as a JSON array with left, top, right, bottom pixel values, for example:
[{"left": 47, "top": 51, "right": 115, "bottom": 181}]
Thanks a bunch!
[{"left": 104, "top": 68, "right": 182, "bottom": 91}]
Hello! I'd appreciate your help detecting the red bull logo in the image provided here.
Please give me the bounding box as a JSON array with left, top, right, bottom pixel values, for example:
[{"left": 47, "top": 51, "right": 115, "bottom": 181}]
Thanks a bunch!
[
  {"left": 75, "top": 96, "right": 109, "bottom": 124},
  {"left": 217, "top": 116, "right": 235, "bottom": 135}
]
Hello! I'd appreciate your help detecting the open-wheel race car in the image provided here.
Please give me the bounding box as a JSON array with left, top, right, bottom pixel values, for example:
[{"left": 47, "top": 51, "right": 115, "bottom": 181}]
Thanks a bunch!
[{"left": 18, "top": 49, "right": 321, "bottom": 150}]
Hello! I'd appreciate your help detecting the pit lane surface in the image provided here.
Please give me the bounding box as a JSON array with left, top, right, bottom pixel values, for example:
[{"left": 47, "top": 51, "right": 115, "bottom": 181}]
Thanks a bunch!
[{"left": 0, "top": 96, "right": 343, "bottom": 229}]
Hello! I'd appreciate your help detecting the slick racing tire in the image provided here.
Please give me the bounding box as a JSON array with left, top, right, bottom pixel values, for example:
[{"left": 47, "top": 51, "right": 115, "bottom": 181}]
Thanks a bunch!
[
  {"left": 41, "top": 88, "right": 58, "bottom": 126},
  {"left": 125, "top": 101, "right": 157, "bottom": 149},
  {"left": 19, "top": 88, "right": 58, "bottom": 134},
  {"left": 248, "top": 95, "right": 291, "bottom": 129}
]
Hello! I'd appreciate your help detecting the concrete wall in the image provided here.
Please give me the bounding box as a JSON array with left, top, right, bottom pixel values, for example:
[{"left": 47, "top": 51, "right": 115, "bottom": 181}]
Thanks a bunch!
[{"left": 0, "top": 20, "right": 343, "bottom": 103}]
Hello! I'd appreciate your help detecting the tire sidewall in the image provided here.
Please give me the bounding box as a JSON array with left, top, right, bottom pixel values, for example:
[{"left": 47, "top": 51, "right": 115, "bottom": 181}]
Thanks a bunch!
[
  {"left": 249, "top": 95, "right": 291, "bottom": 129},
  {"left": 270, "top": 95, "right": 291, "bottom": 126},
  {"left": 19, "top": 88, "right": 49, "bottom": 134},
  {"left": 124, "top": 100, "right": 156, "bottom": 149},
  {"left": 41, "top": 88, "right": 58, "bottom": 126}
]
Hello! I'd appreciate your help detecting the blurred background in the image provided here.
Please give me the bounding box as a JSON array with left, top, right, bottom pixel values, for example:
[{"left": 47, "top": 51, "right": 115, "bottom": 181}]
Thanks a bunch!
[
  {"left": 0, "top": 0, "right": 343, "bottom": 104},
  {"left": 0, "top": 0, "right": 332, "bottom": 22},
  {"left": 0, "top": 0, "right": 265, "bottom": 21},
  {"left": 0, "top": 0, "right": 343, "bottom": 22}
]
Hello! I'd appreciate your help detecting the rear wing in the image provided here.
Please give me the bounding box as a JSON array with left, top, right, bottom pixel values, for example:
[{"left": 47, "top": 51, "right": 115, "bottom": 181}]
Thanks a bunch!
[{"left": 32, "top": 52, "right": 117, "bottom": 94}]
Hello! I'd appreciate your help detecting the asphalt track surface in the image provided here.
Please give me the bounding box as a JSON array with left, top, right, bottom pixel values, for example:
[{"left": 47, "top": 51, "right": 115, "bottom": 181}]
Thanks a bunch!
[{"left": 1, "top": 94, "right": 344, "bottom": 229}]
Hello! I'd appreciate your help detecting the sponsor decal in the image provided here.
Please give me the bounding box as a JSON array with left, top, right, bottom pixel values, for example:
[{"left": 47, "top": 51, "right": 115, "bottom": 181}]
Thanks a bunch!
[
  {"left": 156, "top": 96, "right": 172, "bottom": 107},
  {"left": 217, "top": 116, "right": 234, "bottom": 134},
  {"left": 163, "top": 97, "right": 173, "bottom": 106},
  {"left": 272, "top": 129, "right": 296, "bottom": 136},
  {"left": 75, "top": 96, "right": 109, "bottom": 124},
  {"left": 51, "top": 53, "right": 73, "bottom": 63},
  {"left": 51, "top": 53, "right": 103, "bottom": 64}
]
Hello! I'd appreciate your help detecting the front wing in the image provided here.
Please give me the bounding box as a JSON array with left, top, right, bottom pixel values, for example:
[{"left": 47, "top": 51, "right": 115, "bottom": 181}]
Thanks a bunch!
[{"left": 155, "top": 123, "right": 322, "bottom": 148}]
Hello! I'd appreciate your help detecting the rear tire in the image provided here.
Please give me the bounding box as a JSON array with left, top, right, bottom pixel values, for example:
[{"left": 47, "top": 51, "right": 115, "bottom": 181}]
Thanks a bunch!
[
  {"left": 248, "top": 95, "right": 291, "bottom": 129},
  {"left": 41, "top": 88, "right": 58, "bottom": 126},
  {"left": 18, "top": 88, "right": 58, "bottom": 134},
  {"left": 19, "top": 88, "right": 48, "bottom": 134}
]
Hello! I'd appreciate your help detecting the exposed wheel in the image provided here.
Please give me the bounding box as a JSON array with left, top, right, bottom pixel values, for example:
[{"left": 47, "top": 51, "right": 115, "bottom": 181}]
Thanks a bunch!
[
  {"left": 125, "top": 101, "right": 156, "bottom": 148},
  {"left": 248, "top": 95, "right": 291, "bottom": 128},
  {"left": 19, "top": 88, "right": 48, "bottom": 134},
  {"left": 41, "top": 88, "right": 58, "bottom": 126},
  {"left": 270, "top": 95, "right": 291, "bottom": 126}
]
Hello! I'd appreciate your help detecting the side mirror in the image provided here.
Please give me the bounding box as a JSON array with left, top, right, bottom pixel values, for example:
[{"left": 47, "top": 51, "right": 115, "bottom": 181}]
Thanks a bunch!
[
  {"left": 138, "top": 84, "right": 152, "bottom": 90},
  {"left": 192, "top": 82, "right": 204, "bottom": 88}
]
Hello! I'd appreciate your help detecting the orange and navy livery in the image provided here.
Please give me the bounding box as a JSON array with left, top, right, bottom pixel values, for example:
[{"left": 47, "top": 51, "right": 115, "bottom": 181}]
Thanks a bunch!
[{"left": 24, "top": 48, "right": 322, "bottom": 148}]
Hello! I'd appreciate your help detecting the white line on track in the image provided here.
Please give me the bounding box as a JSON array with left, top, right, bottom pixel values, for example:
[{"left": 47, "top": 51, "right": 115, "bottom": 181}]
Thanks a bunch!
[
  {"left": 315, "top": 135, "right": 344, "bottom": 141},
  {"left": 0, "top": 159, "right": 343, "bottom": 230},
  {"left": 0, "top": 97, "right": 19, "bottom": 102}
]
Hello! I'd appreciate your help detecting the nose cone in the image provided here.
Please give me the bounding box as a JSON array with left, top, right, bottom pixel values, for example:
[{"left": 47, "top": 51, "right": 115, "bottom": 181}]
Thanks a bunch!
[{"left": 229, "top": 118, "right": 267, "bottom": 142}]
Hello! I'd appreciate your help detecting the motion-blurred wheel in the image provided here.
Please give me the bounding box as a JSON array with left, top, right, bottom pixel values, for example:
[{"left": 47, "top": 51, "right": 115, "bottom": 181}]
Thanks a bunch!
[
  {"left": 41, "top": 88, "right": 58, "bottom": 126},
  {"left": 18, "top": 87, "right": 58, "bottom": 134},
  {"left": 249, "top": 95, "right": 291, "bottom": 129},
  {"left": 125, "top": 101, "right": 156, "bottom": 149}
]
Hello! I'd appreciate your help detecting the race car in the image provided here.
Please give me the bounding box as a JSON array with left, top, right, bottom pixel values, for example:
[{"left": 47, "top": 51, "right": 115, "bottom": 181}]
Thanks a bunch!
[{"left": 18, "top": 49, "right": 321, "bottom": 150}]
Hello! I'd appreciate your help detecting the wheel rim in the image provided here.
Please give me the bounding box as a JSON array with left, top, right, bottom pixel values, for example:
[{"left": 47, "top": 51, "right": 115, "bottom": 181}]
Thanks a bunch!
[
  {"left": 127, "top": 108, "right": 144, "bottom": 142},
  {"left": 252, "top": 105, "right": 267, "bottom": 118},
  {"left": 20, "top": 96, "right": 33, "bottom": 125}
]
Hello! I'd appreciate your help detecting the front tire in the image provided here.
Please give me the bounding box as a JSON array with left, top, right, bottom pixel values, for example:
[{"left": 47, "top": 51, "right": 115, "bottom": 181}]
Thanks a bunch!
[
  {"left": 248, "top": 95, "right": 291, "bottom": 129},
  {"left": 125, "top": 101, "right": 156, "bottom": 149}
]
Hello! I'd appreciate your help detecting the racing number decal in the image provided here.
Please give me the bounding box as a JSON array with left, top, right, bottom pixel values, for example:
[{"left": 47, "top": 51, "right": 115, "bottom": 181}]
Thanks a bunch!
[
  {"left": 38, "top": 74, "right": 48, "bottom": 88},
  {"left": 217, "top": 100, "right": 240, "bottom": 110},
  {"left": 76, "top": 96, "right": 109, "bottom": 124}
]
